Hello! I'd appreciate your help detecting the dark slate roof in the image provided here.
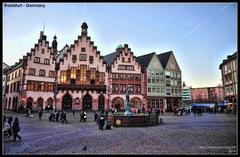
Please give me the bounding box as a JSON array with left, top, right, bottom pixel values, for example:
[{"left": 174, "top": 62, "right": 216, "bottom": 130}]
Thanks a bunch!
[
  {"left": 157, "top": 51, "right": 173, "bottom": 69},
  {"left": 103, "top": 52, "right": 117, "bottom": 66},
  {"left": 219, "top": 51, "right": 238, "bottom": 69},
  {"left": 136, "top": 52, "right": 155, "bottom": 68}
]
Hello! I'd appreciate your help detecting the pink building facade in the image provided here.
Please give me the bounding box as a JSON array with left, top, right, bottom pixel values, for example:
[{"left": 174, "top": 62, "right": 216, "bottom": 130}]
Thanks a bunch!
[{"left": 191, "top": 86, "right": 224, "bottom": 103}]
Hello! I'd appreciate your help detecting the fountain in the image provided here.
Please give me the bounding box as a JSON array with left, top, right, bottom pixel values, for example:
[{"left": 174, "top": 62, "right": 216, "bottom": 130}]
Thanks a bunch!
[{"left": 108, "top": 88, "right": 159, "bottom": 127}]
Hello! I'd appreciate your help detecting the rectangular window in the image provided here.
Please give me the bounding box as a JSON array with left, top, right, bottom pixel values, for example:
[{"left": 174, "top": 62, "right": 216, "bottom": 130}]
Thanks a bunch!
[
  {"left": 118, "top": 65, "right": 125, "bottom": 70},
  {"left": 128, "top": 58, "right": 131, "bottom": 62},
  {"left": 80, "top": 65, "right": 87, "bottom": 84},
  {"left": 44, "top": 59, "right": 50, "bottom": 64},
  {"left": 41, "top": 48, "right": 45, "bottom": 54},
  {"left": 99, "top": 73, "right": 105, "bottom": 84},
  {"left": 72, "top": 55, "right": 77, "bottom": 63},
  {"left": 81, "top": 47, "right": 86, "bottom": 52},
  {"left": 147, "top": 99, "right": 151, "bottom": 108},
  {"left": 89, "top": 56, "right": 94, "bottom": 64},
  {"left": 34, "top": 57, "right": 40, "bottom": 63},
  {"left": 29, "top": 68, "right": 36, "bottom": 75},
  {"left": 27, "top": 81, "right": 35, "bottom": 91},
  {"left": 39, "top": 69, "right": 46, "bottom": 76},
  {"left": 126, "top": 65, "right": 134, "bottom": 70},
  {"left": 38, "top": 82, "right": 45, "bottom": 91},
  {"left": 148, "top": 79, "right": 151, "bottom": 83},
  {"left": 49, "top": 71, "right": 55, "bottom": 78},
  {"left": 148, "top": 88, "right": 151, "bottom": 93},
  {"left": 135, "top": 74, "right": 141, "bottom": 81},
  {"left": 135, "top": 84, "right": 141, "bottom": 93},
  {"left": 156, "top": 99, "right": 159, "bottom": 108},
  {"left": 128, "top": 84, "right": 134, "bottom": 92},
  {"left": 71, "top": 67, "right": 77, "bottom": 79},
  {"left": 122, "top": 57, "right": 125, "bottom": 62},
  {"left": 152, "top": 79, "right": 155, "bottom": 83},
  {"left": 120, "top": 73, "right": 125, "bottom": 79},
  {"left": 152, "top": 88, "right": 156, "bottom": 93},
  {"left": 60, "top": 71, "right": 67, "bottom": 83},
  {"left": 152, "top": 99, "right": 155, "bottom": 108},
  {"left": 90, "top": 68, "right": 96, "bottom": 80},
  {"left": 47, "top": 82, "right": 54, "bottom": 92}
]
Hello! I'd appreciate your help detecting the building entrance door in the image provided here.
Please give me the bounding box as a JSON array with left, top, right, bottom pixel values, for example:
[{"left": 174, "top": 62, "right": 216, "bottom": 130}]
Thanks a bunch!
[
  {"left": 62, "top": 94, "right": 72, "bottom": 111},
  {"left": 83, "top": 94, "right": 92, "bottom": 111}
]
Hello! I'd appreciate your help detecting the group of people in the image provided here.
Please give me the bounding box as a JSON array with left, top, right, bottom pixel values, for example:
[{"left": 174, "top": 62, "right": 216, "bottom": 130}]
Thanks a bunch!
[
  {"left": 174, "top": 108, "right": 191, "bottom": 116},
  {"left": 48, "top": 110, "right": 68, "bottom": 123},
  {"left": 3, "top": 115, "right": 22, "bottom": 141}
]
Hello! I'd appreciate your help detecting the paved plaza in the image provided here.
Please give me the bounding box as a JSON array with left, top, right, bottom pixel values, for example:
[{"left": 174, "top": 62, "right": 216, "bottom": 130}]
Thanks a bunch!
[{"left": 3, "top": 110, "right": 237, "bottom": 155}]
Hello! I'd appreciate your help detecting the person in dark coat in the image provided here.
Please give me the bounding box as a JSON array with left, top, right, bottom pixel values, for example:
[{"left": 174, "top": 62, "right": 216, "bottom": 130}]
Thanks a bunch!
[
  {"left": 62, "top": 112, "right": 68, "bottom": 123},
  {"left": 39, "top": 109, "right": 43, "bottom": 120},
  {"left": 94, "top": 111, "right": 98, "bottom": 121},
  {"left": 56, "top": 110, "right": 60, "bottom": 122},
  {"left": 80, "top": 111, "right": 84, "bottom": 122},
  {"left": 98, "top": 111, "right": 105, "bottom": 130},
  {"left": 8, "top": 116, "right": 13, "bottom": 127},
  {"left": 12, "top": 117, "right": 22, "bottom": 141}
]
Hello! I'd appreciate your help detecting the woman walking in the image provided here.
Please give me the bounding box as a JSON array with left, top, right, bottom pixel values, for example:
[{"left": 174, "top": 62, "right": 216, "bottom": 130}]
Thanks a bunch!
[{"left": 12, "top": 117, "right": 22, "bottom": 141}]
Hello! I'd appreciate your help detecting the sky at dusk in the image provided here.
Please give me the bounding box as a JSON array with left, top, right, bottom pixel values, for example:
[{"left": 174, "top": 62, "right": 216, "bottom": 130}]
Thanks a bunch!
[{"left": 3, "top": 3, "right": 237, "bottom": 88}]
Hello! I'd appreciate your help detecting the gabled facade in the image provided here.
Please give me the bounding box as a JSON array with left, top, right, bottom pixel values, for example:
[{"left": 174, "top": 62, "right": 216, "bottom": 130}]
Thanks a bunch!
[
  {"left": 56, "top": 22, "right": 108, "bottom": 111},
  {"left": 158, "top": 51, "right": 182, "bottom": 111},
  {"left": 22, "top": 32, "right": 57, "bottom": 111},
  {"left": 104, "top": 44, "right": 143, "bottom": 111},
  {"left": 137, "top": 52, "right": 165, "bottom": 111},
  {"left": 219, "top": 52, "right": 238, "bottom": 110}
]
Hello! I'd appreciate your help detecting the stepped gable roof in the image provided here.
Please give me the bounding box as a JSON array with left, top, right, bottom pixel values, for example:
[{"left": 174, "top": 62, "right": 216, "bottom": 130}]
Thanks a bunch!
[
  {"left": 136, "top": 52, "right": 155, "bottom": 68},
  {"left": 157, "top": 51, "right": 173, "bottom": 69},
  {"left": 103, "top": 52, "right": 117, "bottom": 66}
]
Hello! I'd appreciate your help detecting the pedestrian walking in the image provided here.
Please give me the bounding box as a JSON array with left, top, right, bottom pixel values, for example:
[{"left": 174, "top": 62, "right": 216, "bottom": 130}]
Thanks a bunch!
[
  {"left": 83, "top": 110, "right": 87, "bottom": 122},
  {"left": 98, "top": 111, "right": 104, "bottom": 130},
  {"left": 12, "top": 117, "right": 22, "bottom": 141},
  {"left": 94, "top": 111, "right": 98, "bottom": 121},
  {"left": 80, "top": 111, "right": 84, "bottom": 122},
  {"left": 56, "top": 110, "right": 60, "bottom": 122},
  {"left": 39, "top": 109, "right": 43, "bottom": 120},
  {"left": 3, "top": 120, "right": 12, "bottom": 138},
  {"left": 62, "top": 112, "right": 68, "bottom": 123},
  {"left": 72, "top": 109, "right": 75, "bottom": 116},
  {"left": 8, "top": 116, "right": 13, "bottom": 127}
]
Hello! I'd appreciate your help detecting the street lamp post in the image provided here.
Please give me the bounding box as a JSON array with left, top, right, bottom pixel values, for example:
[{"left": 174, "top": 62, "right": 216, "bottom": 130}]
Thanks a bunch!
[{"left": 54, "top": 63, "right": 59, "bottom": 112}]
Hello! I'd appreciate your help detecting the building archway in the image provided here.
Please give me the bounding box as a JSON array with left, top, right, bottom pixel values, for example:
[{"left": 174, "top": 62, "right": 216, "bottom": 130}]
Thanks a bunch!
[
  {"left": 131, "top": 97, "right": 141, "bottom": 108},
  {"left": 62, "top": 94, "right": 72, "bottom": 111},
  {"left": 98, "top": 94, "right": 105, "bottom": 111},
  {"left": 37, "top": 97, "right": 44, "bottom": 109},
  {"left": 83, "top": 93, "right": 92, "bottom": 111},
  {"left": 26, "top": 97, "right": 33, "bottom": 110},
  {"left": 46, "top": 98, "right": 53, "bottom": 110},
  {"left": 112, "top": 97, "right": 124, "bottom": 111}
]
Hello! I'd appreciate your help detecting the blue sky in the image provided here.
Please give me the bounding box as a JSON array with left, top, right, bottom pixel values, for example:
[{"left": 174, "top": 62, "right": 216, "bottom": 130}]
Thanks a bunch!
[{"left": 3, "top": 3, "right": 237, "bottom": 88}]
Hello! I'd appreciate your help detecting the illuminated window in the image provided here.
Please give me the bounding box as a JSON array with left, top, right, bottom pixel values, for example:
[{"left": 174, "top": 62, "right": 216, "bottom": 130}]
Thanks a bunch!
[
  {"left": 48, "top": 82, "right": 54, "bottom": 91},
  {"left": 38, "top": 82, "right": 45, "bottom": 91},
  {"left": 71, "top": 67, "right": 77, "bottom": 79},
  {"left": 90, "top": 68, "right": 96, "bottom": 80},
  {"left": 60, "top": 71, "right": 67, "bottom": 83},
  {"left": 80, "top": 65, "right": 87, "bottom": 84},
  {"left": 99, "top": 72, "right": 105, "bottom": 84},
  {"left": 27, "top": 81, "right": 35, "bottom": 91}
]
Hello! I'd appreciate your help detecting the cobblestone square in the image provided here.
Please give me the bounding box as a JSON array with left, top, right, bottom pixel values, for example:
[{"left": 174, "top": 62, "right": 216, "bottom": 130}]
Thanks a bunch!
[{"left": 3, "top": 111, "right": 237, "bottom": 155}]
